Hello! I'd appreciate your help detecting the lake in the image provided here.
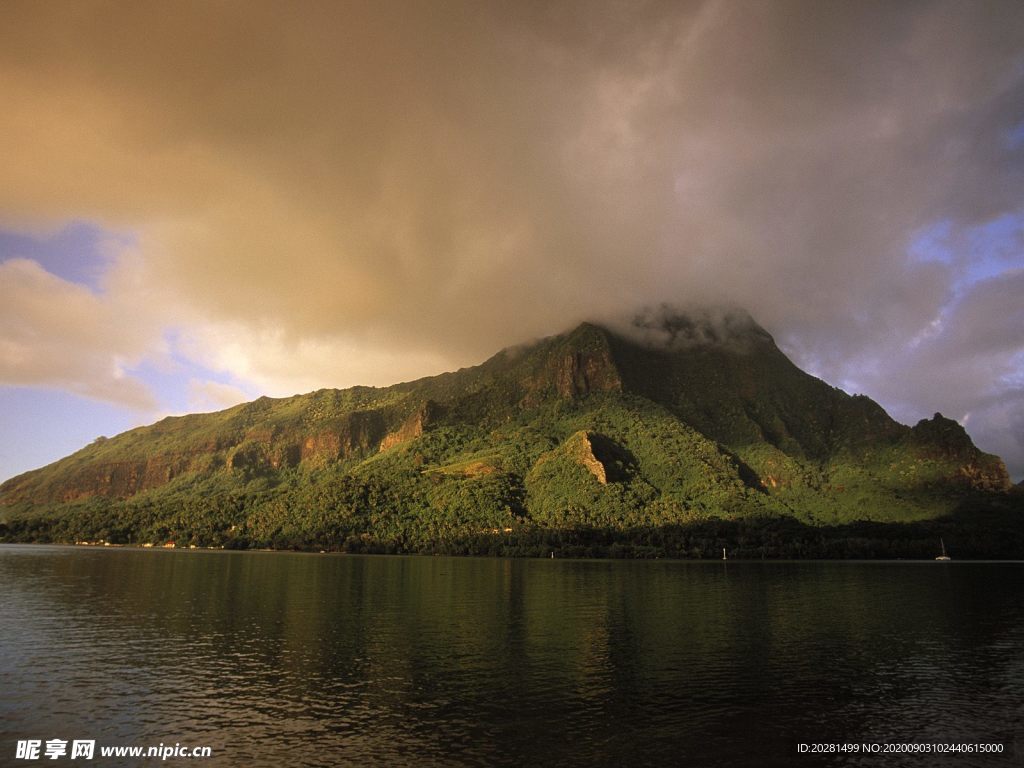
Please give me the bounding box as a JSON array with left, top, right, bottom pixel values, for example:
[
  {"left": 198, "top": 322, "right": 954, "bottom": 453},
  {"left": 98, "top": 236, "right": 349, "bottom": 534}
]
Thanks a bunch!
[{"left": 0, "top": 545, "right": 1021, "bottom": 766}]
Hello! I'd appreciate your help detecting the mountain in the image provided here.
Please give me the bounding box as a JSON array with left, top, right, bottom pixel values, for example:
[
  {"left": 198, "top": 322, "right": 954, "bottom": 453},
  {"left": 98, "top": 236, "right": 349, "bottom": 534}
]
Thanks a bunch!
[{"left": 0, "top": 308, "right": 1016, "bottom": 556}]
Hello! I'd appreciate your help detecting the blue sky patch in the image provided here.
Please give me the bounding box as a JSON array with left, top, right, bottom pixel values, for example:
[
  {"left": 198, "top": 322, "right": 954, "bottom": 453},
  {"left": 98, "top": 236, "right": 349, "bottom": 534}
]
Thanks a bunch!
[
  {"left": 909, "top": 212, "right": 1024, "bottom": 291},
  {"left": 0, "top": 220, "right": 133, "bottom": 291}
]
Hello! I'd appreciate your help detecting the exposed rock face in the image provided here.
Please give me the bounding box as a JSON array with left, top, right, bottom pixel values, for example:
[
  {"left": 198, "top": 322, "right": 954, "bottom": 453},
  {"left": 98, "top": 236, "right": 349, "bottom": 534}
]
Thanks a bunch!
[
  {"left": 554, "top": 347, "right": 623, "bottom": 399},
  {"left": 299, "top": 411, "right": 390, "bottom": 465},
  {"left": 300, "top": 433, "right": 344, "bottom": 464},
  {"left": 518, "top": 323, "right": 623, "bottom": 407},
  {"left": 45, "top": 450, "right": 219, "bottom": 502},
  {"left": 337, "top": 410, "right": 388, "bottom": 456},
  {"left": 574, "top": 432, "right": 608, "bottom": 484},
  {"left": 226, "top": 441, "right": 301, "bottom": 472},
  {"left": 380, "top": 401, "right": 442, "bottom": 452},
  {"left": 58, "top": 460, "right": 158, "bottom": 502},
  {"left": 6, "top": 410, "right": 393, "bottom": 503},
  {"left": 224, "top": 411, "right": 386, "bottom": 474},
  {"left": 558, "top": 431, "right": 633, "bottom": 485}
]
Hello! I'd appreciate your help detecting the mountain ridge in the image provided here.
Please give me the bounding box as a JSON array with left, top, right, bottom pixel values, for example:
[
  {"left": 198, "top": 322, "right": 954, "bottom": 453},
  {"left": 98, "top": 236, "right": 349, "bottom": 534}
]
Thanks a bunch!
[{"left": 1, "top": 309, "right": 1015, "bottom": 553}]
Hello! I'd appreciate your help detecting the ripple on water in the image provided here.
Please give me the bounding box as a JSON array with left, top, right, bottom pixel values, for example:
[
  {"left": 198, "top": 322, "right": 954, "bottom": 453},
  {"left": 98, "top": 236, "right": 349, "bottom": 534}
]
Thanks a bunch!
[{"left": 1, "top": 549, "right": 1022, "bottom": 766}]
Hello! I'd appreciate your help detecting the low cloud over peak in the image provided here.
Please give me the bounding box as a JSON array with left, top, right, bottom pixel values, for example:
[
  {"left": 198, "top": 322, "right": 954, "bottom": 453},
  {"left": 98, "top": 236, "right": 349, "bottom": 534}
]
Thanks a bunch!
[{"left": 0, "top": 0, "right": 1022, "bottom": 478}]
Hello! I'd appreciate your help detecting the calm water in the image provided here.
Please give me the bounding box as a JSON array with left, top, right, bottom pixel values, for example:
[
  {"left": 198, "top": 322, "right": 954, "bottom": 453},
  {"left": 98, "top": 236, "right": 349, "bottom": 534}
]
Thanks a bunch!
[{"left": 0, "top": 546, "right": 1022, "bottom": 767}]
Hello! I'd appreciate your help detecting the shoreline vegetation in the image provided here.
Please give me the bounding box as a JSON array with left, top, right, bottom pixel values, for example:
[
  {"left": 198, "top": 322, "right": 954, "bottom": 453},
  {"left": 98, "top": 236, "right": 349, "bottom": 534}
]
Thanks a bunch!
[
  {"left": 3, "top": 496, "right": 1021, "bottom": 560},
  {"left": 6, "top": 539, "right": 1024, "bottom": 562}
]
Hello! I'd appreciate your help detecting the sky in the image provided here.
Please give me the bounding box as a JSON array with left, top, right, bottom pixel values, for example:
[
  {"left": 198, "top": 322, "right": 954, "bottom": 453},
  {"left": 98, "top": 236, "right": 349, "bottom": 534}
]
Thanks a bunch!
[{"left": 1, "top": 0, "right": 1023, "bottom": 482}]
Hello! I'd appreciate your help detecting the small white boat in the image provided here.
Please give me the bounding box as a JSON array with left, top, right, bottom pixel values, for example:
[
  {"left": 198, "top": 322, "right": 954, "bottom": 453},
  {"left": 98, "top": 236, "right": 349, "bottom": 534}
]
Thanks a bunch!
[{"left": 935, "top": 538, "right": 951, "bottom": 561}]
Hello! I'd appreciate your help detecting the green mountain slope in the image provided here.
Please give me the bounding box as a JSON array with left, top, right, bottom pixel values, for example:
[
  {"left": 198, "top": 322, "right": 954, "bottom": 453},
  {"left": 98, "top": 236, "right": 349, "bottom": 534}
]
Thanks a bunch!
[{"left": 0, "top": 309, "right": 1015, "bottom": 554}]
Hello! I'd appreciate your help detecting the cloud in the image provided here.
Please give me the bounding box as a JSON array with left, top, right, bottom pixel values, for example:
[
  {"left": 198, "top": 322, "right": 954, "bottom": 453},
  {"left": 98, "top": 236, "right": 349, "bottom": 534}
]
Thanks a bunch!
[
  {"left": 176, "top": 322, "right": 454, "bottom": 395},
  {"left": 0, "top": 258, "right": 159, "bottom": 410},
  {"left": 186, "top": 379, "right": 252, "bottom": 413},
  {"left": 0, "top": 1, "right": 1022, "bottom": 474},
  {"left": 841, "top": 270, "right": 1024, "bottom": 476}
]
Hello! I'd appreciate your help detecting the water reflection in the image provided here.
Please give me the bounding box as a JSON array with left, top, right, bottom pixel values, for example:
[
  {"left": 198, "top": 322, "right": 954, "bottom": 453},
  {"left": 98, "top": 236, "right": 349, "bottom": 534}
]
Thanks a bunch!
[{"left": 1, "top": 547, "right": 1021, "bottom": 766}]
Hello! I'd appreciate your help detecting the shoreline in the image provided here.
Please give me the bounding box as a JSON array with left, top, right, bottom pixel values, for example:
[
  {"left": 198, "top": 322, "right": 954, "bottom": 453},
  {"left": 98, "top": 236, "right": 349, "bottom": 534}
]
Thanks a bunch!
[{"left": 2, "top": 540, "right": 1022, "bottom": 564}]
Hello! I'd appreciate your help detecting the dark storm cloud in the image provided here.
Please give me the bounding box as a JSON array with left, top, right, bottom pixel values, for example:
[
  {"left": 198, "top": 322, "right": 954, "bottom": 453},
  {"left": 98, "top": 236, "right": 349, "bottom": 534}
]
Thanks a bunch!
[{"left": 0, "top": 0, "right": 1022, "bottom": 473}]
